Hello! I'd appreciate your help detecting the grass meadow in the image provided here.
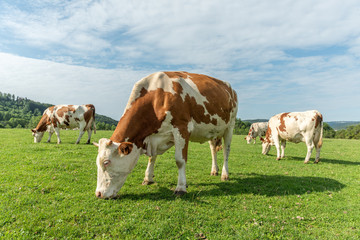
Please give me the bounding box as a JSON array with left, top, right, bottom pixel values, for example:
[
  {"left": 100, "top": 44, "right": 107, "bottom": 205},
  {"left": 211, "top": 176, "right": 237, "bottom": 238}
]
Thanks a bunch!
[{"left": 1, "top": 129, "right": 360, "bottom": 239}]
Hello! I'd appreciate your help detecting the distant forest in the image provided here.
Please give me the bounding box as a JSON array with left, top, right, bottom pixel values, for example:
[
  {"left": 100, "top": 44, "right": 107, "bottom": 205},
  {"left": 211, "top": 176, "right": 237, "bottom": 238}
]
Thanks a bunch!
[
  {"left": 0, "top": 92, "right": 118, "bottom": 130},
  {"left": 1, "top": 92, "right": 360, "bottom": 139}
]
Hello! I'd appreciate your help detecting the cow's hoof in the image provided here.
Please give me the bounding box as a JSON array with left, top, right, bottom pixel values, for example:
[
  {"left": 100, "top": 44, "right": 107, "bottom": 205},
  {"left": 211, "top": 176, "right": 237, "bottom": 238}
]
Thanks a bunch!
[
  {"left": 210, "top": 171, "right": 218, "bottom": 176},
  {"left": 221, "top": 175, "right": 229, "bottom": 181},
  {"left": 304, "top": 161, "right": 309, "bottom": 164},
  {"left": 314, "top": 159, "right": 320, "bottom": 164},
  {"left": 142, "top": 180, "right": 155, "bottom": 185},
  {"left": 174, "top": 191, "right": 186, "bottom": 196},
  {"left": 276, "top": 157, "right": 281, "bottom": 161}
]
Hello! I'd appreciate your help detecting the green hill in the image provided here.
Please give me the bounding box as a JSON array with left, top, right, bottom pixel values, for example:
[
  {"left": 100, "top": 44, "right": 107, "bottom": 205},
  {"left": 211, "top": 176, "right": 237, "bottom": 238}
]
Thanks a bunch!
[{"left": 0, "top": 92, "right": 118, "bottom": 130}]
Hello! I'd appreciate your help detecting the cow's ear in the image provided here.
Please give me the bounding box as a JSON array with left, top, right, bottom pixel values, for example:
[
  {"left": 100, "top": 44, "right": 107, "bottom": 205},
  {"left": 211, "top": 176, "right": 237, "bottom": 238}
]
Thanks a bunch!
[
  {"left": 93, "top": 142, "right": 99, "bottom": 148},
  {"left": 31, "top": 129, "right": 36, "bottom": 133},
  {"left": 260, "top": 137, "right": 265, "bottom": 143},
  {"left": 118, "top": 142, "right": 133, "bottom": 155}
]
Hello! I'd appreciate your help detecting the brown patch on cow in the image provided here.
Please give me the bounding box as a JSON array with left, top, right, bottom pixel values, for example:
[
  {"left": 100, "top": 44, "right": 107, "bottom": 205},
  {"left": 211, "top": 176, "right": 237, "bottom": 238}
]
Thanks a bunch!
[
  {"left": 175, "top": 72, "right": 238, "bottom": 124},
  {"left": 34, "top": 106, "right": 55, "bottom": 132},
  {"left": 164, "top": 71, "right": 189, "bottom": 79},
  {"left": 264, "top": 126, "right": 272, "bottom": 143},
  {"left": 279, "top": 112, "right": 290, "bottom": 132},
  {"left": 110, "top": 72, "right": 237, "bottom": 162},
  {"left": 57, "top": 106, "right": 76, "bottom": 118},
  {"left": 75, "top": 117, "right": 80, "bottom": 122}
]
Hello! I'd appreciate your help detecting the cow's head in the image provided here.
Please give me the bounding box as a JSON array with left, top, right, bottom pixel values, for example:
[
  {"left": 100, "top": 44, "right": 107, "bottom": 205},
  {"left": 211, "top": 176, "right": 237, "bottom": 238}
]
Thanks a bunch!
[
  {"left": 94, "top": 138, "right": 141, "bottom": 199},
  {"left": 31, "top": 129, "right": 45, "bottom": 143},
  {"left": 260, "top": 137, "right": 272, "bottom": 155},
  {"left": 245, "top": 135, "right": 252, "bottom": 144}
]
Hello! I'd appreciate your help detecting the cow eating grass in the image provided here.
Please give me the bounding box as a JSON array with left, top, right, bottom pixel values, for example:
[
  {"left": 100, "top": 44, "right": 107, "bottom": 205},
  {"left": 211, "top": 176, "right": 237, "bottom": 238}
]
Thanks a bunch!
[
  {"left": 93, "top": 71, "right": 238, "bottom": 199},
  {"left": 31, "top": 104, "right": 96, "bottom": 144}
]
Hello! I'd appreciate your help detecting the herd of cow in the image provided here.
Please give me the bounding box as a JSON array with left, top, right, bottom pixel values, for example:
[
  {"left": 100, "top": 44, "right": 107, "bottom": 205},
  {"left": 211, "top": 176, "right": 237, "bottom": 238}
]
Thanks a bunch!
[{"left": 30, "top": 71, "right": 323, "bottom": 199}]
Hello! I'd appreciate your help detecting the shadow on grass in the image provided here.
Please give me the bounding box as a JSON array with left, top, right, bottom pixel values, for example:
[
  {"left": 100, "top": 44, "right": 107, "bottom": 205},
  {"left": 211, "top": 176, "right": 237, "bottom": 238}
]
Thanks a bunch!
[
  {"left": 116, "top": 173, "right": 345, "bottom": 201},
  {"left": 277, "top": 155, "right": 360, "bottom": 165},
  {"left": 195, "top": 173, "right": 345, "bottom": 197}
]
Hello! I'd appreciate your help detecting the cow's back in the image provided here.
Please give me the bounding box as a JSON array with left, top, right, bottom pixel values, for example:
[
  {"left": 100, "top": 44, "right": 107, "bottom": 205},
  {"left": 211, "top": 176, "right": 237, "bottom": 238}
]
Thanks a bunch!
[{"left": 111, "top": 71, "right": 238, "bottom": 147}]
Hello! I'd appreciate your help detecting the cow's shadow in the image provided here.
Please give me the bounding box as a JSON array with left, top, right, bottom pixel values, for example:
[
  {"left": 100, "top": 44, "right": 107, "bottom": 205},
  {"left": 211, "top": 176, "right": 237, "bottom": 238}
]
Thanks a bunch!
[
  {"left": 274, "top": 155, "right": 360, "bottom": 165},
  {"left": 118, "top": 173, "right": 345, "bottom": 201}
]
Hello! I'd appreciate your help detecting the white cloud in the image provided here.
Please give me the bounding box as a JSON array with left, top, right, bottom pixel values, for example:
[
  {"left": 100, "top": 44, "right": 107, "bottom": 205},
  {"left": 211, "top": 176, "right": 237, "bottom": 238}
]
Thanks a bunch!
[{"left": 0, "top": 52, "right": 147, "bottom": 120}]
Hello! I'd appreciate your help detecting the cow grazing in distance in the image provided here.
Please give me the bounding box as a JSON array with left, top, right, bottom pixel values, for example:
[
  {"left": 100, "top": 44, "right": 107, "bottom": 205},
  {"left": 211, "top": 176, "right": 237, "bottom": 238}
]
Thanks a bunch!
[
  {"left": 261, "top": 110, "right": 323, "bottom": 163},
  {"left": 93, "top": 71, "right": 238, "bottom": 199},
  {"left": 31, "top": 104, "right": 96, "bottom": 144},
  {"left": 245, "top": 122, "right": 268, "bottom": 144}
]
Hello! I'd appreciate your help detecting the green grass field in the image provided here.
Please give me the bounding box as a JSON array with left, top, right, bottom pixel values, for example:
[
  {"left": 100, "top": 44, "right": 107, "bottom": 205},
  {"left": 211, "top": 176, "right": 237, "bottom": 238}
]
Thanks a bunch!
[{"left": 1, "top": 129, "right": 360, "bottom": 239}]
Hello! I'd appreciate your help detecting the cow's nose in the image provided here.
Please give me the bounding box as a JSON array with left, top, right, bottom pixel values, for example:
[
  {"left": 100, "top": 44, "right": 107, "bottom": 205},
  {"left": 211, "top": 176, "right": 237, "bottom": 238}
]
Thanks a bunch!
[{"left": 96, "top": 191, "right": 103, "bottom": 198}]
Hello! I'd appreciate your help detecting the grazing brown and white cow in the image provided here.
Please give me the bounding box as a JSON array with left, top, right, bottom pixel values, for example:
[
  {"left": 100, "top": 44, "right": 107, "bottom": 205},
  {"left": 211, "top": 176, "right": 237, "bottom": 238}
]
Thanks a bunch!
[
  {"left": 261, "top": 110, "right": 323, "bottom": 163},
  {"left": 31, "top": 104, "right": 96, "bottom": 144},
  {"left": 245, "top": 122, "right": 268, "bottom": 144},
  {"left": 93, "top": 71, "right": 238, "bottom": 198}
]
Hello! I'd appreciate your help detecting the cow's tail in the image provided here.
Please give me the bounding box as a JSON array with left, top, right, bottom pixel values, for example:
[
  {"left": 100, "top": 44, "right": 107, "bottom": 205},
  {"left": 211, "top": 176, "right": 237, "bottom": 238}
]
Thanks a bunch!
[
  {"left": 316, "top": 113, "right": 323, "bottom": 149},
  {"left": 89, "top": 105, "right": 96, "bottom": 134},
  {"left": 93, "top": 108, "right": 96, "bottom": 135}
]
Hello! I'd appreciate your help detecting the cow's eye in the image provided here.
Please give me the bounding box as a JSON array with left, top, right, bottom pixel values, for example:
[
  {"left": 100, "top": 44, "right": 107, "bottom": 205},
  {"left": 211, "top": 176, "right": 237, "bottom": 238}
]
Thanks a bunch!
[{"left": 103, "top": 160, "right": 111, "bottom": 167}]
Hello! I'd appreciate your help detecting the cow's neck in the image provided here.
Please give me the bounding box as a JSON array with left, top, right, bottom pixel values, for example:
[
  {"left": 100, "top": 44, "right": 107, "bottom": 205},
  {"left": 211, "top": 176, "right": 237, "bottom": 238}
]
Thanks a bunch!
[
  {"left": 35, "top": 114, "right": 49, "bottom": 132},
  {"left": 110, "top": 99, "right": 166, "bottom": 149}
]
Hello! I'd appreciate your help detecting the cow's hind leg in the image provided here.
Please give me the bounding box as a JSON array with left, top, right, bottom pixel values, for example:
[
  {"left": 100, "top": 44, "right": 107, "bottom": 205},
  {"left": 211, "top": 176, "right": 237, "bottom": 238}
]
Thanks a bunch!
[
  {"left": 221, "top": 127, "right": 234, "bottom": 181},
  {"left": 209, "top": 139, "right": 219, "bottom": 176},
  {"left": 304, "top": 137, "right": 314, "bottom": 164},
  {"left": 173, "top": 129, "right": 189, "bottom": 196},
  {"left": 75, "top": 130, "right": 85, "bottom": 144},
  {"left": 54, "top": 127, "right": 61, "bottom": 144},
  {"left": 143, "top": 156, "right": 157, "bottom": 185},
  {"left": 86, "top": 128, "right": 93, "bottom": 144},
  {"left": 280, "top": 140, "right": 286, "bottom": 159}
]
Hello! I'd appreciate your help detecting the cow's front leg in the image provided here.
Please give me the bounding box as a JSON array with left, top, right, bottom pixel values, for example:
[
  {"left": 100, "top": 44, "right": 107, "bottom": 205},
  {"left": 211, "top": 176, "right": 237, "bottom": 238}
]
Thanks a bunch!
[
  {"left": 209, "top": 139, "right": 219, "bottom": 176},
  {"left": 143, "top": 156, "right": 157, "bottom": 185},
  {"left": 173, "top": 129, "right": 188, "bottom": 195},
  {"left": 273, "top": 137, "right": 281, "bottom": 160},
  {"left": 54, "top": 127, "right": 61, "bottom": 144},
  {"left": 47, "top": 132, "right": 53, "bottom": 143}
]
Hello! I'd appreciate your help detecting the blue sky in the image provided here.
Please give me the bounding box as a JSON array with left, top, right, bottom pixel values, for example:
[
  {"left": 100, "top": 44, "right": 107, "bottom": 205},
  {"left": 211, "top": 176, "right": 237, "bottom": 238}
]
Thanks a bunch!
[{"left": 1, "top": 0, "right": 360, "bottom": 121}]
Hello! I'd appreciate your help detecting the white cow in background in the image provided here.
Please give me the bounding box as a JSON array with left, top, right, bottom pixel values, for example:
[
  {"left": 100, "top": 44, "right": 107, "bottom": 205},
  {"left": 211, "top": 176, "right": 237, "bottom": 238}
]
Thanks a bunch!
[
  {"left": 261, "top": 110, "right": 323, "bottom": 164},
  {"left": 245, "top": 122, "right": 268, "bottom": 144}
]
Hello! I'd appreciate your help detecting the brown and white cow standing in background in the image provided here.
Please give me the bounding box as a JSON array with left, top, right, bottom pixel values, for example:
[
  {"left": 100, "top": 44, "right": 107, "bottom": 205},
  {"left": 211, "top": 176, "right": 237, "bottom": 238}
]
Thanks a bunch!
[
  {"left": 261, "top": 110, "right": 323, "bottom": 163},
  {"left": 93, "top": 71, "right": 238, "bottom": 198},
  {"left": 245, "top": 122, "right": 268, "bottom": 144},
  {"left": 31, "top": 104, "right": 96, "bottom": 144}
]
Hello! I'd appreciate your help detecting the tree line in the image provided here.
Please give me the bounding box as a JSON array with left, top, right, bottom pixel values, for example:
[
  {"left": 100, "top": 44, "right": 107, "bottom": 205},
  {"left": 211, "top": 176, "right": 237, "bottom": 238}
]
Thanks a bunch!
[
  {"left": 0, "top": 92, "right": 118, "bottom": 130},
  {"left": 1, "top": 92, "right": 360, "bottom": 138}
]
